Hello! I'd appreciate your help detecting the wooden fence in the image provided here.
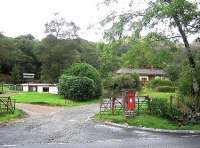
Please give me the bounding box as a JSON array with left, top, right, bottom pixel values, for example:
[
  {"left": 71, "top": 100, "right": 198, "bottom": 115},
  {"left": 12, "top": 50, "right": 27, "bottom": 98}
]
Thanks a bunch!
[{"left": 0, "top": 97, "right": 16, "bottom": 114}]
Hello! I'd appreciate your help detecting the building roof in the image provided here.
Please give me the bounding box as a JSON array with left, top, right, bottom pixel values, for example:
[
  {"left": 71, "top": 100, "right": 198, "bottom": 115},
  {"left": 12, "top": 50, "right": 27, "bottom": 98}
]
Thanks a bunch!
[
  {"left": 116, "top": 68, "right": 166, "bottom": 76},
  {"left": 21, "top": 83, "right": 57, "bottom": 86}
]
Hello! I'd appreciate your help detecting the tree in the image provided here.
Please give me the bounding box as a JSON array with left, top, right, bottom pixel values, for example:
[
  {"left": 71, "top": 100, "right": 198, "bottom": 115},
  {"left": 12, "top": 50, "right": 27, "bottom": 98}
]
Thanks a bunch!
[
  {"left": 11, "top": 65, "right": 21, "bottom": 84},
  {"left": 97, "top": 41, "right": 121, "bottom": 77},
  {"left": 101, "top": 0, "right": 200, "bottom": 111},
  {"left": 64, "top": 63, "right": 102, "bottom": 98},
  {"left": 45, "top": 13, "right": 80, "bottom": 39}
]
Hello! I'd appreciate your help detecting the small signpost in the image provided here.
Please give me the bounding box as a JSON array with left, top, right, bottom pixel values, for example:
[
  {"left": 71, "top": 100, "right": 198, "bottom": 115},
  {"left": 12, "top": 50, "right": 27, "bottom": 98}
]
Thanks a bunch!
[{"left": 23, "top": 73, "right": 35, "bottom": 82}]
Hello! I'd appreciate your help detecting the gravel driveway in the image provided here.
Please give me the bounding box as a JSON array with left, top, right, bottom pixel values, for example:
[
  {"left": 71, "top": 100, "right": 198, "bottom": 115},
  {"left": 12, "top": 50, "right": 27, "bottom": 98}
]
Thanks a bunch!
[
  {"left": 0, "top": 103, "right": 99, "bottom": 145},
  {"left": 1, "top": 103, "right": 200, "bottom": 148}
]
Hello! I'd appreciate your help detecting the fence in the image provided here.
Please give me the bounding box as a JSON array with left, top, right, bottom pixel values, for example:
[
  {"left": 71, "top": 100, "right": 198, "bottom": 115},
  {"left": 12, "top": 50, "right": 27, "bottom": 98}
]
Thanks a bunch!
[
  {"left": 0, "top": 84, "right": 23, "bottom": 93},
  {"left": 0, "top": 97, "right": 16, "bottom": 114},
  {"left": 100, "top": 96, "right": 151, "bottom": 116}
]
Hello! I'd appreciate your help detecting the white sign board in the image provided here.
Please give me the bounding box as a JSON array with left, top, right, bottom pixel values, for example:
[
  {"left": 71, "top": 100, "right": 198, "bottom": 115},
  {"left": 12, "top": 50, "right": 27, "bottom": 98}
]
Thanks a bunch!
[{"left": 23, "top": 73, "right": 35, "bottom": 79}]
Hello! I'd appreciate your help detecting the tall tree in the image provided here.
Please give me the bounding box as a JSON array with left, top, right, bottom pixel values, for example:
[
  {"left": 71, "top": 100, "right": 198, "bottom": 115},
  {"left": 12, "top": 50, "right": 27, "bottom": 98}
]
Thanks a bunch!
[
  {"left": 101, "top": 0, "right": 200, "bottom": 111},
  {"left": 45, "top": 13, "right": 80, "bottom": 39}
]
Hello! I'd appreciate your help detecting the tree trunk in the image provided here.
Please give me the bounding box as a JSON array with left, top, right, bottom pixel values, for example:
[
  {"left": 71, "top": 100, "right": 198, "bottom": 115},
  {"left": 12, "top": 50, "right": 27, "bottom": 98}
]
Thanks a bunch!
[{"left": 173, "top": 15, "right": 200, "bottom": 111}]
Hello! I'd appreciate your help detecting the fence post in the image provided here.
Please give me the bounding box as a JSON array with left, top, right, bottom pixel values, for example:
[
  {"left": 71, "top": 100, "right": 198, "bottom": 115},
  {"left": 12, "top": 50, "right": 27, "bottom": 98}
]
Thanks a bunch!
[
  {"left": 170, "top": 95, "right": 173, "bottom": 111},
  {"left": 112, "top": 97, "right": 115, "bottom": 115},
  {"left": 137, "top": 96, "right": 139, "bottom": 114}
]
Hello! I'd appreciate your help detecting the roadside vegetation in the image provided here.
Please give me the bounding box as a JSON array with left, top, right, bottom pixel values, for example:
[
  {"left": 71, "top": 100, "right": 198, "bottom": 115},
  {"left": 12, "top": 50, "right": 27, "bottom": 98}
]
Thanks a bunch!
[
  {"left": 95, "top": 112, "right": 200, "bottom": 131},
  {"left": 0, "top": 109, "right": 25, "bottom": 123},
  {"left": 11, "top": 92, "right": 100, "bottom": 107}
]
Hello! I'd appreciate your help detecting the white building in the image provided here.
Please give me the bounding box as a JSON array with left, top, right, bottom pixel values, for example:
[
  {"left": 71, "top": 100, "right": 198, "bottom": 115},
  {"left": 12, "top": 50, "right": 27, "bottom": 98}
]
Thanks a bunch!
[
  {"left": 21, "top": 83, "right": 58, "bottom": 94},
  {"left": 116, "top": 68, "right": 167, "bottom": 83}
]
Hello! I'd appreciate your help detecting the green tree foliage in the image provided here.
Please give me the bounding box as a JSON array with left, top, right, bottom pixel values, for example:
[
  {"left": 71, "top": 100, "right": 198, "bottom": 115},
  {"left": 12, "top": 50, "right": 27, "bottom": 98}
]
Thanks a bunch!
[
  {"left": 97, "top": 41, "right": 121, "bottom": 77},
  {"left": 64, "top": 63, "right": 102, "bottom": 98},
  {"left": 109, "top": 74, "right": 141, "bottom": 92},
  {"left": 58, "top": 75, "right": 95, "bottom": 100},
  {"left": 122, "top": 38, "right": 173, "bottom": 69},
  {"left": 11, "top": 65, "right": 22, "bottom": 84},
  {"left": 0, "top": 32, "right": 101, "bottom": 84}
]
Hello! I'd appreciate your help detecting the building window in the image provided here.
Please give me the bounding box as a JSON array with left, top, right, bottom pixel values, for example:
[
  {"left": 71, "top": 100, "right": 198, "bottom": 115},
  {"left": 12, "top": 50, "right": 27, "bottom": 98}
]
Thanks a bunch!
[
  {"left": 139, "top": 76, "right": 149, "bottom": 81},
  {"left": 43, "top": 87, "right": 49, "bottom": 92}
]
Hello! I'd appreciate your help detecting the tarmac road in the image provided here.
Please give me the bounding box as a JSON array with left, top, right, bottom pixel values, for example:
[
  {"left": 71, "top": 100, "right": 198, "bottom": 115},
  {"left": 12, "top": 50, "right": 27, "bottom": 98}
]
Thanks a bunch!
[{"left": 0, "top": 103, "right": 200, "bottom": 148}]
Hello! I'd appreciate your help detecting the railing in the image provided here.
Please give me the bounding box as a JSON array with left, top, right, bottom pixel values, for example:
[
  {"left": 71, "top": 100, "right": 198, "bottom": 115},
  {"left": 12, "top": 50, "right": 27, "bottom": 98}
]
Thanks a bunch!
[{"left": 0, "top": 97, "right": 16, "bottom": 114}]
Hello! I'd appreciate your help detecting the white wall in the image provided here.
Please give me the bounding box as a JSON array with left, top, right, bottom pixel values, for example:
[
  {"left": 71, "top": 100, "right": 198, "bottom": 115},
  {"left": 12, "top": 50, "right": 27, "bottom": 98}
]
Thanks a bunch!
[
  {"left": 49, "top": 86, "right": 58, "bottom": 94},
  {"left": 23, "top": 86, "right": 28, "bottom": 92},
  {"left": 22, "top": 84, "right": 58, "bottom": 94},
  {"left": 37, "top": 86, "right": 43, "bottom": 93}
]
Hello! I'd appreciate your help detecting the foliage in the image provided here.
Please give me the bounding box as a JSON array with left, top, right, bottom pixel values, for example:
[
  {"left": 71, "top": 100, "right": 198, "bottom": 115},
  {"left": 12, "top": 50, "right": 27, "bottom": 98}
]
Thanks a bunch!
[
  {"left": 64, "top": 63, "right": 102, "bottom": 98},
  {"left": 45, "top": 13, "right": 80, "bottom": 39},
  {"left": 122, "top": 39, "right": 174, "bottom": 69},
  {"left": 148, "top": 79, "right": 173, "bottom": 89},
  {"left": 97, "top": 41, "right": 121, "bottom": 77},
  {"left": 0, "top": 109, "right": 25, "bottom": 123},
  {"left": 156, "top": 86, "right": 175, "bottom": 93},
  {"left": 178, "top": 65, "right": 193, "bottom": 96},
  {"left": 110, "top": 74, "right": 141, "bottom": 92},
  {"left": 149, "top": 97, "right": 182, "bottom": 121},
  {"left": 96, "top": 112, "right": 200, "bottom": 130},
  {"left": 11, "top": 65, "right": 22, "bottom": 84},
  {"left": 58, "top": 76, "right": 95, "bottom": 101}
]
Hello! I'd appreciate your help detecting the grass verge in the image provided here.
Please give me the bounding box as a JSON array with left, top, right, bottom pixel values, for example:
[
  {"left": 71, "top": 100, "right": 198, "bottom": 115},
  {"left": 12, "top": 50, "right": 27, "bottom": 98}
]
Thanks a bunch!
[
  {"left": 95, "top": 112, "right": 200, "bottom": 131},
  {"left": 11, "top": 92, "right": 100, "bottom": 107},
  {"left": 0, "top": 109, "right": 25, "bottom": 123},
  {"left": 139, "top": 88, "right": 176, "bottom": 99}
]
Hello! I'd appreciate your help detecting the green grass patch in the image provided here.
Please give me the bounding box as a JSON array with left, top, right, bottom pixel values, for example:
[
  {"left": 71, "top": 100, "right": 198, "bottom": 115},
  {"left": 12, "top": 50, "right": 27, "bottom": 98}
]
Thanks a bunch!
[
  {"left": 95, "top": 112, "right": 200, "bottom": 131},
  {"left": 139, "top": 88, "right": 176, "bottom": 99},
  {"left": 0, "top": 109, "right": 25, "bottom": 123},
  {"left": 11, "top": 92, "right": 100, "bottom": 107}
]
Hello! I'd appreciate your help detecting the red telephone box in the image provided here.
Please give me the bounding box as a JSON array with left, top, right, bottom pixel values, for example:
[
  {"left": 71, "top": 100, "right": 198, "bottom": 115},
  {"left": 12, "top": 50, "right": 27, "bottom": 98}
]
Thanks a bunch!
[{"left": 127, "top": 90, "right": 135, "bottom": 110}]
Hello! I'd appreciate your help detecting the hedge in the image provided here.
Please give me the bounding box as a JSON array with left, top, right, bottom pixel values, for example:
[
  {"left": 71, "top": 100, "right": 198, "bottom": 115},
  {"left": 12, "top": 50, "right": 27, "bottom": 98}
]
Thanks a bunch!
[
  {"left": 64, "top": 63, "right": 102, "bottom": 98},
  {"left": 58, "top": 75, "right": 95, "bottom": 101},
  {"left": 148, "top": 79, "right": 173, "bottom": 89},
  {"left": 156, "top": 86, "right": 175, "bottom": 93},
  {"left": 149, "top": 97, "right": 182, "bottom": 121}
]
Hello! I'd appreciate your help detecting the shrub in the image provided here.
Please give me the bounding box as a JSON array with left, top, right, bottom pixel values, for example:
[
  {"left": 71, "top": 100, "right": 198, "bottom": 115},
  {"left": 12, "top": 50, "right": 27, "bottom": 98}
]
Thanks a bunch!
[
  {"left": 58, "top": 75, "right": 95, "bottom": 101},
  {"left": 110, "top": 74, "right": 141, "bottom": 92},
  {"left": 149, "top": 97, "right": 182, "bottom": 121},
  {"left": 178, "top": 67, "right": 193, "bottom": 96},
  {"left": 148, "top": 79, "right": 173, "bottom": 89},
  {"left": 64, "top": 63, "right": 102, "bottom": 98},
  {"left": 156, "top": 86, "right": 175, "bottom": 93}
]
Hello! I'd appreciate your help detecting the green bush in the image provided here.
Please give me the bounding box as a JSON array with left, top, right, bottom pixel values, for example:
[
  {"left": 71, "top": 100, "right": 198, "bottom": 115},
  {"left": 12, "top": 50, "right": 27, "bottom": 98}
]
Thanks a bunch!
[
  {"left": 110, "top": 74, "right": 141, "bottom": 92},
  {"left": 58, "top": 75, "right": 95, "bottom": 101},
  {"left": 156, "top": 86, "right": 175, "bottom": 93},
  {"left": 178, "top": 67, "right": 193, "bottom": 96},
  {"left": 149, "top": 98, "right": 182, "bottom": 121},
  {"left": 148, "top": 79, "right": 173, "bottom": 89},
  {"left": 64, "top": 63, "right": 102, "bottom": 98}
]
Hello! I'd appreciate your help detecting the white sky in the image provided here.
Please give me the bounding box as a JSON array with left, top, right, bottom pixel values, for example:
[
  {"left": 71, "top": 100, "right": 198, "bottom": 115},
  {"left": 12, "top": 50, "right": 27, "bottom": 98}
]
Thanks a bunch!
[
  {"left": 0, "top": 0, "right": 147, "bottom": 42},
  {"left": 0, "top": 0, "right": 198, "bottom": 42}
]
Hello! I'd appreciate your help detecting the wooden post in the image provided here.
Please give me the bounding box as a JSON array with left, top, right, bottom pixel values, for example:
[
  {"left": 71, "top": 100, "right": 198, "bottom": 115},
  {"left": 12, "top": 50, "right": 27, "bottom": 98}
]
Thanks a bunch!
[
  {"left": 170, "top": 95, "right": 173, "bottom": 111},
  {"left": 112, "top": 97, "right": 115, "bottom": 115},
  {"left": 137, "top": 96, "right": 140, "bottom": 114}
]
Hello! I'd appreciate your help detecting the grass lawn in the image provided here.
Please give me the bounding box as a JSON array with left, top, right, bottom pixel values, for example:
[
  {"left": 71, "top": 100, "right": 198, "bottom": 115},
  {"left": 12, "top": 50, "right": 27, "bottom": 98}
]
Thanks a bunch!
[
  {"left": 95, "top": 112, "right": 200, "bottom": 131},
  {"left": 139, "top": 88, "right": 176, "bottom": 99},
  {"left": 0, "top": 109, "right": 25, "bottom": 123},
  {"left": 11, "top": 92, "right": 100, "bottom": 107}
]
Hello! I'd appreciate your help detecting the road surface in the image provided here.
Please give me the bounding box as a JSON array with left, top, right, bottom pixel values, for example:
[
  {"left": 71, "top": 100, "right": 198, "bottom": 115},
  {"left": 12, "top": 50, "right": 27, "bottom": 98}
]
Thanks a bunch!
[{"left": 0, "top": 103, "right": 200, "bottom": 148}]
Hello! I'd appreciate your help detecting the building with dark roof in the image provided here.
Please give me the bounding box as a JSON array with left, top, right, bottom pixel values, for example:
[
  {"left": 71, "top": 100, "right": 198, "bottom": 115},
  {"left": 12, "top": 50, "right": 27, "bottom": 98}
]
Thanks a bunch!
[{"left": 116, "top": 68, "right": 167, "bottom": 82}]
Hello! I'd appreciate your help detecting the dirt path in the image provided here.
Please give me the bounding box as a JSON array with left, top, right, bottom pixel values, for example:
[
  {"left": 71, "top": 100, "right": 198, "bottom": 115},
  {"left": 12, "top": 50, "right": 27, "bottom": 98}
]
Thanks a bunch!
[
  {"left": 16, "top": 103, "right": 65, "bottom": 116},
  {"left": 0, "top": 103, "right": 99, "bottom": 145}
]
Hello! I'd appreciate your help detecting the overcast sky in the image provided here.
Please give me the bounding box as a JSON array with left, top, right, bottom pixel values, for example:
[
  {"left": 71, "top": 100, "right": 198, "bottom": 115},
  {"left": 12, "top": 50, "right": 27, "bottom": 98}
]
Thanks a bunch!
[
  {"left": 0, "top": 0, "right": 197, "bottom": 42},
  {"left": 0, "top": 0, "right": 148, "bottom": 42}
]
